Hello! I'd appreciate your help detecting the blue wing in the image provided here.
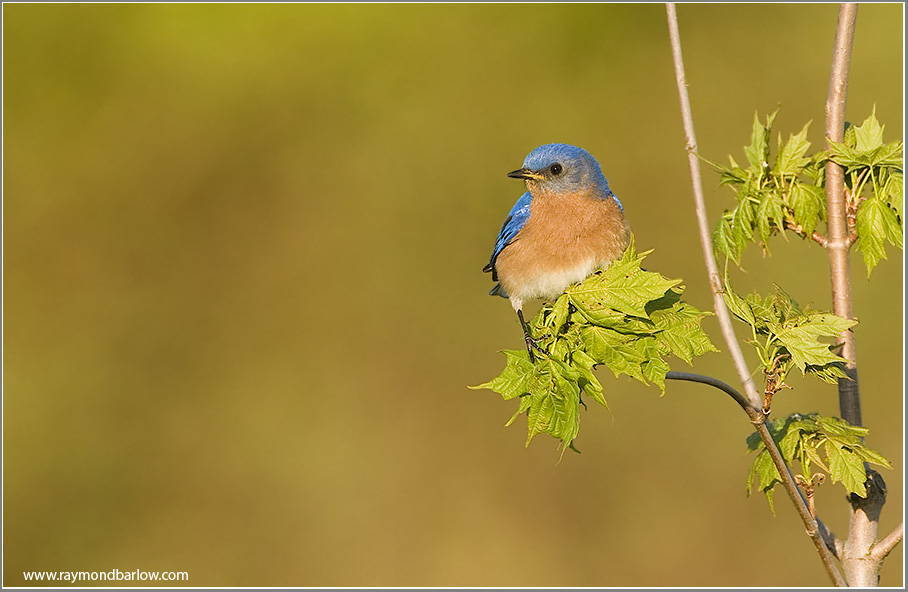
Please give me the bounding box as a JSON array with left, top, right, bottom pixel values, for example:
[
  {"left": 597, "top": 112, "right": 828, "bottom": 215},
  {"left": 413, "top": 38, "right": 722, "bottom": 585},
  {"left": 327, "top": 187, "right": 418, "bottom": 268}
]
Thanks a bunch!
[{"left": 483, "top": 191, "right": 533, "bottom": 292}]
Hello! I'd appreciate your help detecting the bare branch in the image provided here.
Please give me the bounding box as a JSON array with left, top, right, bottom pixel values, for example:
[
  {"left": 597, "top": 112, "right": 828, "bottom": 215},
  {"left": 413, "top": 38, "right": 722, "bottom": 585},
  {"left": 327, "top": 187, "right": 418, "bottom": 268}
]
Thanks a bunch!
[
  {"left": 665, "top": 4, "right": 847, "bottom": 586},
  {"left": 663, "top": 4, "right": 762, "bottom": 413},
  {"left": 869, "top": 522, "right": 904, "bottom": 563},
  {"left": 824, "top": 2, "right": 862, "bottom": 428},
  {"left": 822, "top": 5, "right": 898, "bottom": 587}
]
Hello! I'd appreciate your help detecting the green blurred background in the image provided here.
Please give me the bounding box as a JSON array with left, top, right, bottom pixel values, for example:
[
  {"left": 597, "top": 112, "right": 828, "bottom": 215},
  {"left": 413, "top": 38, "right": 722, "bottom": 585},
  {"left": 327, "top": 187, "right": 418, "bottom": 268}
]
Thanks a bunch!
[{"left": 3, "top": 3, "right": 903, "bottom": 587}]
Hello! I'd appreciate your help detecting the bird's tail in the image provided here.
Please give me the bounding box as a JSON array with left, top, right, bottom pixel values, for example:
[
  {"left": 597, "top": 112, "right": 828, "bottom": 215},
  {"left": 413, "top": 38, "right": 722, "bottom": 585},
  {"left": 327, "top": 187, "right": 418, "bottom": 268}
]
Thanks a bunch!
[{"left": 489, "top": 283, "right": 509, "bottom": 298}]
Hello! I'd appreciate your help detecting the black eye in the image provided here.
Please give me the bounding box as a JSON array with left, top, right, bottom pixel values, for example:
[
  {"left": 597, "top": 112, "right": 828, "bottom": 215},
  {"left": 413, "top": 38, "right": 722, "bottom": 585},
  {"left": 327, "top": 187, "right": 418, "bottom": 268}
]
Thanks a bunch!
[{"left": 550, "top": 163, "right": 563, "bottom": 175}]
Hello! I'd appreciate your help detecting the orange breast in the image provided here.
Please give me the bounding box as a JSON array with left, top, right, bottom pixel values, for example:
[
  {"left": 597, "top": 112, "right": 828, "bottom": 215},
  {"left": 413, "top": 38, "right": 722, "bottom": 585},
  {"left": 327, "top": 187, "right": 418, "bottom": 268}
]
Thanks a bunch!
[{"left": 495, "top": 189, "right": 630, "bottom": 302}]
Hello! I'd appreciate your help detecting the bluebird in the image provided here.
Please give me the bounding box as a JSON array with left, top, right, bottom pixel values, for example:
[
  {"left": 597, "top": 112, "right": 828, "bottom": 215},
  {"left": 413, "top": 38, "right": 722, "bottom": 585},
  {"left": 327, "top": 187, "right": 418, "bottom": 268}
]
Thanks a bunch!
[{"left": 484, "top": 143, "right": 630, "bottom": 357}]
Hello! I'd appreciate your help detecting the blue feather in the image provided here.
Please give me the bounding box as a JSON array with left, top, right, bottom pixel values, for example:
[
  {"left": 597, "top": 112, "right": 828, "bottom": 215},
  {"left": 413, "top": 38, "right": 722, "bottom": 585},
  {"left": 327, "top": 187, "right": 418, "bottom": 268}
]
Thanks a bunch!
[{"left": 483, "top": 191, "right": 533, "bottom": 294}]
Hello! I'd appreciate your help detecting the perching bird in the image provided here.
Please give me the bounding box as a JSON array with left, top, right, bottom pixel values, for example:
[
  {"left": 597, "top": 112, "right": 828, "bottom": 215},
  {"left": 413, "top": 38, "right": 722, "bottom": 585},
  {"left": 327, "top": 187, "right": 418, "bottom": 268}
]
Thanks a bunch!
[{"left": 484, "top": 143, "right": 630, "bottom": 357}]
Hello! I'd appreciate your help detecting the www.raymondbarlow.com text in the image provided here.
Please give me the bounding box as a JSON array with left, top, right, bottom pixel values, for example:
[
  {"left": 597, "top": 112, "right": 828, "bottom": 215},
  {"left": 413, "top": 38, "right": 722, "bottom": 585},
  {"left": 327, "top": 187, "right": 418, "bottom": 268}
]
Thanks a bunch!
[{"left": 23, "top": 569, "right": 188, "bottom": 583}]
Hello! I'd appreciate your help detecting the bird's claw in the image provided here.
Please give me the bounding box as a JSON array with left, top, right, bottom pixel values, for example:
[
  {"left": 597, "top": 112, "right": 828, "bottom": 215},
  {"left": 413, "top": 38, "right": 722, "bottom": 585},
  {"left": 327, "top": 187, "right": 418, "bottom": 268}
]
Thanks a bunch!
[{"left": 524, "top": 333, "right": 549, "bottom": 361}]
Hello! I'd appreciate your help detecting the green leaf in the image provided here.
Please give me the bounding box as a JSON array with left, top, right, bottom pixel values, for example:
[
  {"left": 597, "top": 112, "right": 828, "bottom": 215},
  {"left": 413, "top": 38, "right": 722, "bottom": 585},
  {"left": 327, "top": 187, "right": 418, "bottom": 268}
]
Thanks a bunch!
[
  {"left": 548, "top": 295, "right": 571, "bottom": 335},
  {"left": 843, "top": 121, "right": 857, "bottom": 148},
  {"left": 885, "top": 205, "right": 903, "bottom": 249},
  {"left": 650, "top": 300, "right": 718, "bottom": 364},
  {"left": 719, "top": 166, "right": 749, "bottom": 187},
  {"left": 866, "top": 141, "right": 904, "bottom": 168},
  {"left": 505, "top": 394, "right": 532, "bottom": 427},
  {"left": 571, "top": 349, "right": 608, "bottom": 410},
  {"left": 883, "top": 170, "right": 903, "bottom": 216},
  {"left": 824, "top": 438, "right": 868, "bottom": 497},
  {"left": 470, "top": 350, "right": 534, "bottom": 400},
  {"left": 816, "top": 415, "right": 868, "bottom": 440},
  {"left": 743, "top": 292, "right": 782, "bottom": 334},
  {"left": 828, "top": 139, "right": 864, "bottom": 169},
  {"left": 776, "top": 313, "right": 856, "bottom": 371},
  {"left": 778, "top": 426, "right": 802, "bottom": 462},
  {"left": 525, "top": 387, "right": 556, "bottom": 445},
  {"left": 714, "top": 214, "right": 746, "bottom": 264},
  {"left": 854, "top": 107, "right": 884, "bottom": 153},
  {"left": 567, "top": 256, "right": 681, "bottom": 319},
  {"left": 549, "top": 363, "right": 582, "bottom": 442},
  {"left": 828, "top": 137, "right": 902, "bottom": 171},
  {"left": 745, "top": 110, "right": 777, "bottom": 171},
  {"left": 787, "top": 182, "right": 824, "bottom": 236},
  {"left": 756, "top": 191, "right": 785, "bottom": 246},
  {"left": 803, "top": 443, "right": 829, "bottom": 473},
  {"left": 700, "top": 154, "right": 748, "bottom": 187},
  {"left": 854, "top": 196, "right": 902, "bottom": 276},
  {"left": 853, "top": 446, "right": 893, "bottom": 469},
  {"left": 805, "top": 362, "right": 850, "bottom": 384},
  {"left": 636, "top": 337, "right": 670, "bottom": 392},
  {"left": 731, "top": 197, "right": 757, "bottom": 244},
  {"left": 580, "top": 326, "right": 647, "bottom": 384},
  {"left": 520, "top": 359, "right": 583, "bottom": 449},
  {"left": 722, "top": 283, "right": 755, "bottom": 327},
  {"left": 747, "top": 448, "right": 782, "bottom": 512},
  {"left": 768, "top": 287, "right": 803, "bottom": 324},
  {"left": 776, "top": 122, "right": 812, "bottom": 176}
]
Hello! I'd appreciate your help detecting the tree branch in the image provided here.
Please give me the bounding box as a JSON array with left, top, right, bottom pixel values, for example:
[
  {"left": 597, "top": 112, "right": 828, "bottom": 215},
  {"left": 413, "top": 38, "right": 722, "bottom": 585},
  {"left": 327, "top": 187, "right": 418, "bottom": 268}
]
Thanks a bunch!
[
  {"left": 665, "top": 4, "right": 847, "bottom": 586},
  {"left": 824, "top": 2, "right": 862, "bottom": 428},
  {"left": 823, "top": 5, "right": 897, "bottom": 587},
  {"left": 869, "top": 522, "right": 904, "bottom": 563},
  {"left": 783, "top": 218, "right": 829, "bottom": 247},
  {"left": 665, "top": 371, "right": 751, "bottom": 411},
  {"left": 664, "top": 5, "right": 762, "bottom": 413}
]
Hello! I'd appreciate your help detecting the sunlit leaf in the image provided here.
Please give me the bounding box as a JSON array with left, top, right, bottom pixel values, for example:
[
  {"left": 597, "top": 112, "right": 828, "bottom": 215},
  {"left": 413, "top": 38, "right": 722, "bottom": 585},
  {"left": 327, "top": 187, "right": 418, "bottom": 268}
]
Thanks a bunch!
[
  {"left": 854, "top": 107, "right": 884, "bottom": 153},
  {"left": 745, "top": 110, "right": 777, "bottom": 171},
  {"left": 776, "top": 313, "right": 856, "bottom": 371},
  {"left": 787, "top": 181, "right": 823, "bottom": 236},
  {"left": 776, "top": 122, "right": 812, "bottom": 176}
]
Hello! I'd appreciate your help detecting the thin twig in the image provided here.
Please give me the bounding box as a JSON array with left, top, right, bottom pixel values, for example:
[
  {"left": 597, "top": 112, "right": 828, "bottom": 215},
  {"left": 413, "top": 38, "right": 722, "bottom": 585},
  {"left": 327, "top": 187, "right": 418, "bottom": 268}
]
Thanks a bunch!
[
  {"left": 665, "top": 4, "right": 847, "bottom": 587},
  {"left": 665, "top": 371, "right": 751, "bottom": 411},
  {"left": 783, "top": 218, "right": 829, "bottom": 247},
  {"left": 663, "top": 5, "right": 762, "bottom": 412}
]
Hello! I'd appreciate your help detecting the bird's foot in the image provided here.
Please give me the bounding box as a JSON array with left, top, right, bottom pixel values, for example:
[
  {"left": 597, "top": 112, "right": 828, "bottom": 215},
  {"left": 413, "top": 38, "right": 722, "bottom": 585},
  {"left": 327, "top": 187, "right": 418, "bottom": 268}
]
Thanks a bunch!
[
  {"left": 524, "top": 333, "right": 549, "bottom": 361},
  {"left": 517, "top": 308, "right": 549, "bottom": 361}
]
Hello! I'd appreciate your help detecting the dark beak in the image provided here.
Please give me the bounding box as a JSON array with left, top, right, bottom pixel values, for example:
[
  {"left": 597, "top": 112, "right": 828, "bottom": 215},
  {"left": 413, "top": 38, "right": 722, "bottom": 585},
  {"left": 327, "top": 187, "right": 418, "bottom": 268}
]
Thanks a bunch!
[{"left": 507, "top": 168, "right": 544, "bottom": 180}]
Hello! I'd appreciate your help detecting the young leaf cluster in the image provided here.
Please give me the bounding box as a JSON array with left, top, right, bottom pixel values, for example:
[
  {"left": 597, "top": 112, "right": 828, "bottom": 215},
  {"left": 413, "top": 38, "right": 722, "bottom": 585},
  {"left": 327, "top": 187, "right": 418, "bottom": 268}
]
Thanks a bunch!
[
  {"left": 472, "top": 240, "right": 717, "bottom": 451},
  {"left": 707, "top": 110, "right": 825, "bottom": 261},
  {"left": 706, "top": 109, "right": 903, "bottom": 276},
  {"left": 723, "top": 284, "right": 857, "bottom": 384},
  {"left": 746, "top": 413, "right": 891, "bottom": 511},
  {"left": 829, "top": 108, "right": 904, "bottom": 276}
]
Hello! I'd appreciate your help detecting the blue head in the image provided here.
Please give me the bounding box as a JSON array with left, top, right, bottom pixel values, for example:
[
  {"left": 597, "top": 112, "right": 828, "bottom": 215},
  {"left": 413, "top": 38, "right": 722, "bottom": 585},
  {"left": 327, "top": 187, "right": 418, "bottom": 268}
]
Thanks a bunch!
[{"left": 507, "top": 143, "right": 622, "bottom": 211}]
